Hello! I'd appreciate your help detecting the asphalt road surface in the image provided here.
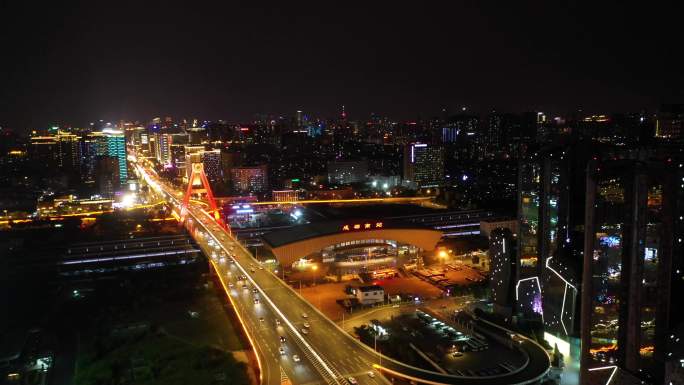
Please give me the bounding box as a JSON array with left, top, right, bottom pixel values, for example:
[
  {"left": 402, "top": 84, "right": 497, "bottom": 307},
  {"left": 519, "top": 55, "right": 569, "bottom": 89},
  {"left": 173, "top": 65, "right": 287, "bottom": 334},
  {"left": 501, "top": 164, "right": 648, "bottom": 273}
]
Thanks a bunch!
[{"left": 134, "top": 159, "right": 550, "bottom": 385}]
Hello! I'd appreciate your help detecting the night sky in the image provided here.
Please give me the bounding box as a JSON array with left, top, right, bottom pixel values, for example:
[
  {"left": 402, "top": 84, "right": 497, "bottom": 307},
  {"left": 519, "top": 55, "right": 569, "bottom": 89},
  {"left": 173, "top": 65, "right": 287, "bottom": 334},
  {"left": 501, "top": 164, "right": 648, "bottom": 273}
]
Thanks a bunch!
[{"left": 1, "top": 2, "right": 682, "bottom": 129}]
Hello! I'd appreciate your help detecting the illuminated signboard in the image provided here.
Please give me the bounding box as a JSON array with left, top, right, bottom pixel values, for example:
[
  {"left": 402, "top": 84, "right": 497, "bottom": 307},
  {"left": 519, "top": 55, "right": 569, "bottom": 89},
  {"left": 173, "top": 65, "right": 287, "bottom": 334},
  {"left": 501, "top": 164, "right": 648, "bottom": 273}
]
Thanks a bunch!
[{"left": 342, "top": 222, "right": 383, "bottom": 231}]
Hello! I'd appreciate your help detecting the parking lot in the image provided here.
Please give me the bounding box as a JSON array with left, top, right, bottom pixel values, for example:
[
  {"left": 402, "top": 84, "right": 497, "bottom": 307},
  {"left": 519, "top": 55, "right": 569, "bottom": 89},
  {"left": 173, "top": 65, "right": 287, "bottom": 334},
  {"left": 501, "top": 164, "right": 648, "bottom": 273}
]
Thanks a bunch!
[
  {"left": 365, "top": 310, "right": 526, "bottom": 376},
  {"left": 414, "top": 263, "right": 487, "bottom": 288}
]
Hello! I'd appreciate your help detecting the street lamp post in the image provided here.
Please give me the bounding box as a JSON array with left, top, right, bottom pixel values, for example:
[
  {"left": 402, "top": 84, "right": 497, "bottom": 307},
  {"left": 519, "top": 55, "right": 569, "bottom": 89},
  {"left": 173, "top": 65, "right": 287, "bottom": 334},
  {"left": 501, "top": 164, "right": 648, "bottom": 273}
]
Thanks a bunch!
[{"left": 311, "top": 264, "right": 320, "bottom": 307}]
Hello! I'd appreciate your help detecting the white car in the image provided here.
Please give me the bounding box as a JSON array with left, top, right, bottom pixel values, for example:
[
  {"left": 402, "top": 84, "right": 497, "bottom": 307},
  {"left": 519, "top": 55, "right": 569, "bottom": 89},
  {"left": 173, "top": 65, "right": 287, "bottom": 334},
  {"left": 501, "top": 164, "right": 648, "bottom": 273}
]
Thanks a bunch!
[
  {"left": 302, "top": 313, "right": 308, "bottom": 318},
  {"left": 348, "top": 377, "right": 357, "bottom": 384},
  {"left": 367, "top": 371, "right": 375, "bottom": 378},
  {"left": 292, "top": 355, "right": 300, "bottom": 362},
  {"left": 279, "top": 347, "right": 285, "bottom": 355},
  {"left": 301, "top": 328, "right": 308, "bottom": 335},
  {"left": 303, "top": 322, "right": 310, "bottom": 328}
]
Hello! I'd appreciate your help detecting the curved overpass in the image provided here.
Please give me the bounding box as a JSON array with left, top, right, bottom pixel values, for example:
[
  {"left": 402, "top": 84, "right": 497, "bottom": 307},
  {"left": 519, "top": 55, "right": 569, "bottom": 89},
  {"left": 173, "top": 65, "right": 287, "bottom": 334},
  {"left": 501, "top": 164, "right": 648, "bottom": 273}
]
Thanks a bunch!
[
  {"left": 262, "top": 220, "right": 443, "bottom": 265},
  {"left": 135, "top": 160, "right": 551, "bottom": 385}
]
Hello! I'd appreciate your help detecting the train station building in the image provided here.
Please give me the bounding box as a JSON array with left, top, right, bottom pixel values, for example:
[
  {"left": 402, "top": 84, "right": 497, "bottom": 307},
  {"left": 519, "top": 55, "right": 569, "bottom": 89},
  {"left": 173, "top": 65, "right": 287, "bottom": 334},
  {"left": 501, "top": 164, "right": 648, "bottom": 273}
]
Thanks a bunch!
[{"left": 262, "top": 219, "right": 443, "bottom": 274}]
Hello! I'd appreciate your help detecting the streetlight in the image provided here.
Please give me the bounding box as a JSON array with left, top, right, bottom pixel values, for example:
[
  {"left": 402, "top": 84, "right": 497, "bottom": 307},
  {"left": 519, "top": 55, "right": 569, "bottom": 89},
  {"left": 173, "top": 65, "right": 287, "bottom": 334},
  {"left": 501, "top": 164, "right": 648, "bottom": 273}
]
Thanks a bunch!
[
  {"left": 438, "top": 250, "right": 448, "bottom": 265},
  {"left": 311, "top": 264, "right": 318, "bottom": 286}
]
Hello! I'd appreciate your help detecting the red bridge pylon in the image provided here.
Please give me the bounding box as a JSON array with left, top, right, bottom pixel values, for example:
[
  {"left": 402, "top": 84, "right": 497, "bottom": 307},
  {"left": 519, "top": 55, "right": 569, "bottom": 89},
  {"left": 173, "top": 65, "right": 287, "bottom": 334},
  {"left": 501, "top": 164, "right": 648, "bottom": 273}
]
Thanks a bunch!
[{"left": 181, "top": 162, "right": 230, "bottom": 234}]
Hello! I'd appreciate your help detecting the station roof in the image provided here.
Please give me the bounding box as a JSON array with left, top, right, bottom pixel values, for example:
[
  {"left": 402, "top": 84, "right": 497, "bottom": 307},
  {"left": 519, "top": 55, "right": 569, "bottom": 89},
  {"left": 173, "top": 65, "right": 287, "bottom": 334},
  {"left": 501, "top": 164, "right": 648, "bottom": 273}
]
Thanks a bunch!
[
  {"left": 262, "top": 219, "right": 444, "bottom": 265},
  {"left": 262, "top": 219, "right": 435, "bottom": 248}
]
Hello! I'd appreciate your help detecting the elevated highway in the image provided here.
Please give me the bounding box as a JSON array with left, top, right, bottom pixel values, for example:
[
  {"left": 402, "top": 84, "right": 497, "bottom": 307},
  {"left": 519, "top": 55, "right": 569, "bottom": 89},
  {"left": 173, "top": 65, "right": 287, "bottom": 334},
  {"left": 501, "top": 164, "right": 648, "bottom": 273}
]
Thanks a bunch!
[{"left": 133, "top": 158, "right": 550, "bottom": 385}]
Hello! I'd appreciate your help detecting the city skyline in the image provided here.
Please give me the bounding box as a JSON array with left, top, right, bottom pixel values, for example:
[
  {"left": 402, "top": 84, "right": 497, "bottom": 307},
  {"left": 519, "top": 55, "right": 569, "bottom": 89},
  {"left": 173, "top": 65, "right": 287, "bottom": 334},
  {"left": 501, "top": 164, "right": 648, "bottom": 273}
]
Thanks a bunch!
[{"left": 2, "top": 3, "right": 683, "bottom": 385}]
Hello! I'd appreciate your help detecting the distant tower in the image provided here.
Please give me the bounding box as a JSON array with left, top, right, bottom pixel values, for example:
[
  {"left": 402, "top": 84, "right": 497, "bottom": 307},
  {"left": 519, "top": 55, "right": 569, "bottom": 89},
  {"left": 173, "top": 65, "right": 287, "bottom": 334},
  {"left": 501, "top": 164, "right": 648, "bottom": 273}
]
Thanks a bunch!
[
  {"left": 341, "top": 105, "right": 347, "bottom": 120},
  {"left": 296, "top": 110, "right": 303, "bottom": 127},
  {"left": 181, "top": 162, "right": 229, "bottom": 232}
]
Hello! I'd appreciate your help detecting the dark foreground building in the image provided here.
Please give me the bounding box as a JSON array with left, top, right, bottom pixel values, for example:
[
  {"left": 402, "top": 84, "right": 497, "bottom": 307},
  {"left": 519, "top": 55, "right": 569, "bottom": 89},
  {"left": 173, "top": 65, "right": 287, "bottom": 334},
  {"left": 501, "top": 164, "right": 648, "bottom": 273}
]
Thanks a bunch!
[{"left": 580, "top": 157, "right": 683, "bottom": 384}]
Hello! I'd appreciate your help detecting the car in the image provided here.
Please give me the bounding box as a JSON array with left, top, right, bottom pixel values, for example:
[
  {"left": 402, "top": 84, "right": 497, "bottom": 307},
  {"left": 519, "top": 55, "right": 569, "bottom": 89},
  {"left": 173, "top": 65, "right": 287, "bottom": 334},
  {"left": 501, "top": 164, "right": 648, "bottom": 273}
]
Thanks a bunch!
[
  {"left": 279, "top": 336, "right": 286, "bottom": 343},
  {"left": 275, "top": 319, "right": 281, "bottom": 326},
  {"left": 252, "top": 288, "right": 258, "bottom": 294},
  {"left": 303, "top": 322, "right": 310, "bottom": 328},
  {"left": 452, "top": 351, "right": 463, "bottom": 357},
  {"left": 348, "top": 377, "right": 357, "bottom": 384},
  {"left": 242, "top": 285, "right": 248, "bottom": 290},
  {"left": 254, "top": 298, "right": 259, "bottom": 304},
  {"left": 259, "top": 317, "right": 265, "bottom": 322},
  {"left": 250, "top": 268, "right": 255, "bottom": 273},
  {"left": 279, "top": 347, "right": 285, "bottom": 355},
  {"left": 292, "top": 355, "right": 300, "bottom": 362},
  {"left": 258, "top": 266, "right": 264, "bottom": 270},
  {"left": 367, "top": 371, "right": 375, "bottom": 378},
  {"left": 300, "top": 328, "right": 308, "bottom": 335},
  {"left": 228, "top": 283, "right": 234, "bottom": 288},
  {"left": 302, "top": 313, "right": 308, "bottom": 318}
]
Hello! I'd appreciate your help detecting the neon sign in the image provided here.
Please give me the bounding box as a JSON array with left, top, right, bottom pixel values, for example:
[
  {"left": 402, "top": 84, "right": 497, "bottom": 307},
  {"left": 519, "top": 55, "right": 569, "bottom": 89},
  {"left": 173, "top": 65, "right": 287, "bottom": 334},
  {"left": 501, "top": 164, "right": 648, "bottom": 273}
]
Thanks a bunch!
[{"left": 342, "top": 222, "right": 383, "bottom": 231}]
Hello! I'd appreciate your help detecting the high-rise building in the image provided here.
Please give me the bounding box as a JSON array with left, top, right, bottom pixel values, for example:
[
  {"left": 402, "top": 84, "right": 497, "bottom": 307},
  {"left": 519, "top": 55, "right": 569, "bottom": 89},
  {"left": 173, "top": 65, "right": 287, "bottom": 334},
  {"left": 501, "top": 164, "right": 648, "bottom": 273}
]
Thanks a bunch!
[
  {"left": 55, "top": 131, "right": 81, "bottom": 169},
  {"left": 29, "top": 130, "right": 81, "bottom": 170},
  {"left": 489, "top": 228, "right": 517, "bottom": 317},
  {"left": 154, "top": 132, "right": 172, "bottom": 166},
  {"left": 403, "top": 143, "right": 444, "bottom": 188},
  {"left": 655, "top": 104, "right": 683, "bottom": 142},
  {"left": 201, "top": 149, "right": 221, "bottom": 182},
  {"left": 580, "top": 158, "right": 682, "bottom": 384},
  {"left": 170, "top": 143, "right": 186, "bottom": 172},
  {"left": 95, "top": 156, "right": 120, "bottom": 197},
  {"left": 485, "top": 112, "right": 537, "bottom": 158},
  {"left": 441, "top": 114, "right": 479, "bottom": 143},
  {"left": 95, "top": 129, "right": 128, "bottom": 184},
  {"left": 327, "top": 160, "right": 369, "bottom": 185},
  {"left": 230, "top": 165, "right": 268, "bottom": 194},
  {"left": 80, "top": 133, "right": 100, "bottom": 183},
  {"left": 516, "top": 142, "right": 609, "bottom": 370},
  {"left": 441, "top": 114, "right": 482, "bottom": 160}
]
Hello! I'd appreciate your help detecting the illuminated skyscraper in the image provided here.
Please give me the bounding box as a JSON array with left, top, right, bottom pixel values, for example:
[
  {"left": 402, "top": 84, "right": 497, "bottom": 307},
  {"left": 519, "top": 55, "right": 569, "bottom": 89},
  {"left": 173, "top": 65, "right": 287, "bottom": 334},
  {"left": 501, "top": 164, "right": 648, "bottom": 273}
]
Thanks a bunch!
[
  {"left": 403, "top": 143, "right": 444, "bottom": 188},
  {"left": 489, "top": 228, "right": 517, "bottom": 316},
  {"left": 516, "top": 156, "right": 543, "bottom": 321},
  {"left": 154, "top": 132, "right": 172, "bottom": 166},
  {"left": 96, "top": 129, "right": 128, "bottom": 184},
  {"left": 201, "top": 149, "right": 221, "bottom": 182}
]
